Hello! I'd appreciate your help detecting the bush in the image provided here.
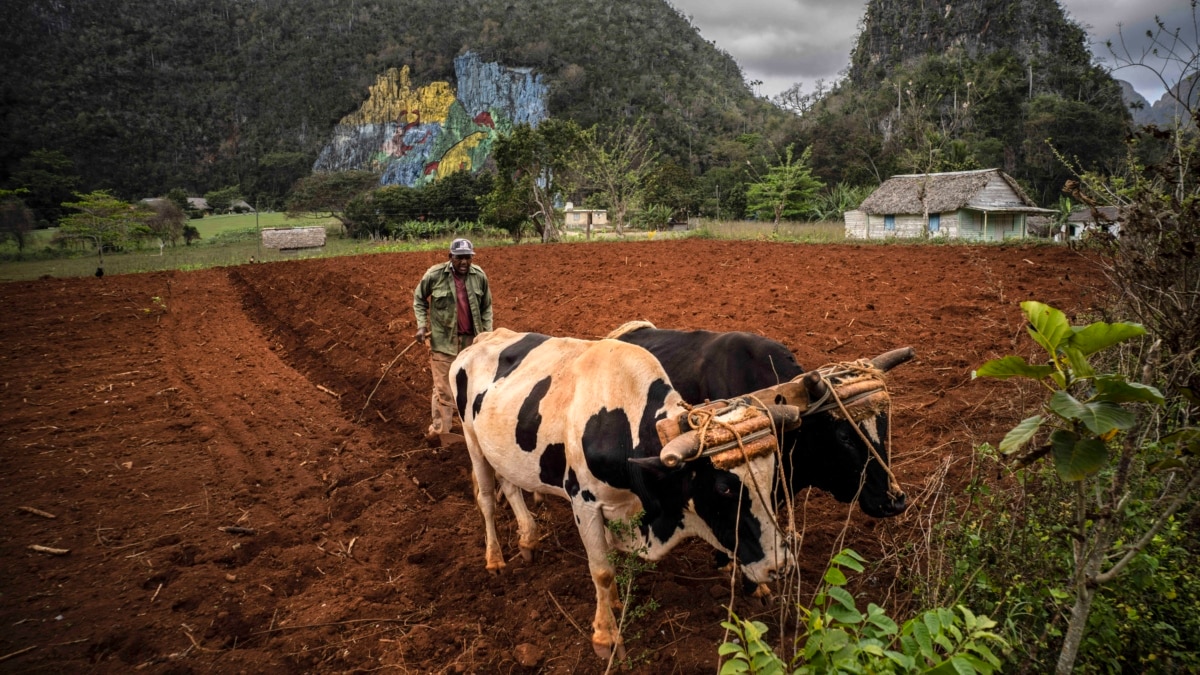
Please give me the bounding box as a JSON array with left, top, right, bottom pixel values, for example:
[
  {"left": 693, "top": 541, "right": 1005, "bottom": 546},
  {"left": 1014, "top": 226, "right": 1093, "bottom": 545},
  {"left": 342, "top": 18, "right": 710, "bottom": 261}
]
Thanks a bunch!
[{"left": 719, "top": 549, "right": 1006, "bottom": 674}]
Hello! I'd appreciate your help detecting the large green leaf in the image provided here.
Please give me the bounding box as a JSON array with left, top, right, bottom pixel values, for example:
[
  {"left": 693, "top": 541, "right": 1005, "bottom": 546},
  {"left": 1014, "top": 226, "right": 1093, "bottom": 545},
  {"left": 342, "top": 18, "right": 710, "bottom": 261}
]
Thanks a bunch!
[
  {"left": 1094, "top": 376, "right": 1165, "bottom": 405},
  {"left": 1063, "top": 346, "right": 1094, "bottom": 379},
  {"left": 1047, "top": 391, "right": 1088, "bottom": 420},
  {"left": 1050, "top": 430, "right": 1109, "bottom": 480},
  {"left": 1022, "top": 301, "right": 1072, "bottom": 354},
  {"left": 999, "top": 415, "right": 1044, "bottom": 454},
  {"left": 1047, "top": 393, "right": 1136, "bottom": 436},
  {"left": 1068, "top": 321, "right": 1146, "bottom": 355},
  {"left": 973, "top": 355, "right": 1056, "bottom": 380}
]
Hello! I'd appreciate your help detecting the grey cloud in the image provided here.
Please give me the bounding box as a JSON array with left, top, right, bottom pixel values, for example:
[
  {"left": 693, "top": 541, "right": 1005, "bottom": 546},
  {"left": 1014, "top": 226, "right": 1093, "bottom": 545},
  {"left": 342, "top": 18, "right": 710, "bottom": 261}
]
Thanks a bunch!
[{"left": 671, "top": 0, "right": 1191, "bottom": 101}]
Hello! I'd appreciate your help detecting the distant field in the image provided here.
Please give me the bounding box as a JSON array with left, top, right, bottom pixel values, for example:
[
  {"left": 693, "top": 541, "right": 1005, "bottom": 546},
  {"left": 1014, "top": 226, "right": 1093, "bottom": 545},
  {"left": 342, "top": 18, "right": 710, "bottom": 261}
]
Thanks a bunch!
[{"left": 0, "top": 218, "right": 852, "bottom": 281}]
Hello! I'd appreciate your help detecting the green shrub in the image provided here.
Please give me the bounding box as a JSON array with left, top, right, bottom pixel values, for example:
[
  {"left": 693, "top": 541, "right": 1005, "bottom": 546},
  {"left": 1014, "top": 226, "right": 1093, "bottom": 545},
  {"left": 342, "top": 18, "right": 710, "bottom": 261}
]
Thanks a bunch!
[{"left": 719, "top": 549, "right": 1006, "bottom": 674}]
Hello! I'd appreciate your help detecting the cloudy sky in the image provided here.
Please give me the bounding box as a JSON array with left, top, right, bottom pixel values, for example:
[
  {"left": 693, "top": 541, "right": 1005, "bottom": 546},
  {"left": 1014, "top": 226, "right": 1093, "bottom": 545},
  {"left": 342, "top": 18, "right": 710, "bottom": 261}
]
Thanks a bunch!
[{"left": 668, "top": 0, "right": 1195, "bottom": 103}]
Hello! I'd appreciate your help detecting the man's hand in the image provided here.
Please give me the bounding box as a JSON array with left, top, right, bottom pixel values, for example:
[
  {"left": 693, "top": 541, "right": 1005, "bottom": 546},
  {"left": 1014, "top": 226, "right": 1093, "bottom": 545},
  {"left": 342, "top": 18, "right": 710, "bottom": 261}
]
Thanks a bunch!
[{"left": 415, "top": 325, "right": 427, "bottom": 343}]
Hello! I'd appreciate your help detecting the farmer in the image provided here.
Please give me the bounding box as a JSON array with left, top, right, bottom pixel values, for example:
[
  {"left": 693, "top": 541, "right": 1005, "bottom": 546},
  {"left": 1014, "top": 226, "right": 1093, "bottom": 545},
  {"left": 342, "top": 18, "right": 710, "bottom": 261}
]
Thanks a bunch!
[{"left": 412, "top": 238, "right": 493, "bottom": 441}]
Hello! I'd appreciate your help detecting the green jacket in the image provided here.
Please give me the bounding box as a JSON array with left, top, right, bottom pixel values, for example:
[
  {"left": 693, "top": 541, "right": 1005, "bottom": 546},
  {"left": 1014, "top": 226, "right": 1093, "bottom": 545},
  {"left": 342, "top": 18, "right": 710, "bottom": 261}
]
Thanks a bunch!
[{"left": 412, "top": 261, "right": 493, "bottom": 356}]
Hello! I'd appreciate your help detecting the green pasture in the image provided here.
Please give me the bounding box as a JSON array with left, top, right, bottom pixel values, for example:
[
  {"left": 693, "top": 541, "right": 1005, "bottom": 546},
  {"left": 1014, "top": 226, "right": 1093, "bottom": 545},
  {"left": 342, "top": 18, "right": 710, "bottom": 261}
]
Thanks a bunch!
[{"left": 0, "top": 216, "right": 1035, "bottom": 282}]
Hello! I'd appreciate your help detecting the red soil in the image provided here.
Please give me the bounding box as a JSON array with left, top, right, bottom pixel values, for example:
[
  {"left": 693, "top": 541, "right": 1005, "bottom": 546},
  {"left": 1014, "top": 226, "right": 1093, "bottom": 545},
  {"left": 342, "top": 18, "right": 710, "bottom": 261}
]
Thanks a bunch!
[{"left": 0, "top": 239, "right": 1102, "bottom": 673}]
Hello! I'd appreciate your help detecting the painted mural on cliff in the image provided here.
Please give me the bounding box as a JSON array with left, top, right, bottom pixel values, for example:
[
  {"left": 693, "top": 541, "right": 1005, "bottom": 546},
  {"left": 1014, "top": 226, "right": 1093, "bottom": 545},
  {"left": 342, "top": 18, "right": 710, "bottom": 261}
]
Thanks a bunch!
[{"left": 313, "top": 52, "right": 548, "bottom": 187}]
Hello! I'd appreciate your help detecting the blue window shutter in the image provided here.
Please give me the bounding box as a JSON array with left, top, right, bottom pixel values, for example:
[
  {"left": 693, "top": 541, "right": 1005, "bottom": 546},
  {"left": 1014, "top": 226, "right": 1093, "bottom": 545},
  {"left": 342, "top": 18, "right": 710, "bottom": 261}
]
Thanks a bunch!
[
  {"left": 928, "top": 213, "right": 940, "bottom": 233},
  {"left": 884, "top": 214, "right": 895, "bottom": 230}
]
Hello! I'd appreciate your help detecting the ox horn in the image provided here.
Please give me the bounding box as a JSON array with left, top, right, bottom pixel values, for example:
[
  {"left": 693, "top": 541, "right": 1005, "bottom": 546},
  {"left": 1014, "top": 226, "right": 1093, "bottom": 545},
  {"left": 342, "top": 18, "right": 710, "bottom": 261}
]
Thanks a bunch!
[
  {"left": 763, "top": 404, "right": 803, "bottom": 431},
  {"left": 802, "top": 370, "right": 828, "bottom": 402},
  {"left": 659, "top": 429, "right": 702, "bottom": 468},
  {"left": 871, "top": 347, "right": 916, "bottom": 372}
]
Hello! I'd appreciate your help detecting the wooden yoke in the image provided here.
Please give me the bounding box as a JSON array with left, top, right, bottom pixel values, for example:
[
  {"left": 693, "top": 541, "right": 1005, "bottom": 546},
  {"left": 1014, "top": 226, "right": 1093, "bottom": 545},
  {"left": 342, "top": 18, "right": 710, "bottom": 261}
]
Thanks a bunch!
[{"left": 654, "top": 380, "right": 811, "bottom": 468}]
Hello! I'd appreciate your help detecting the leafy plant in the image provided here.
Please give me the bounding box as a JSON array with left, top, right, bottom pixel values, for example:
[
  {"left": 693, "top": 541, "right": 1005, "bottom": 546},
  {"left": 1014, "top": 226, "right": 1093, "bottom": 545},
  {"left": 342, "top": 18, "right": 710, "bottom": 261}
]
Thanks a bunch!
[
  {"left": 974, "top": 301, "right": 1198, "bottom": 674},
  {"left": 719, "top": 549, "right": 1006, "bottom": 674},
  {"left": 603, "top": 515, "right": 660, "bottom": 674}
]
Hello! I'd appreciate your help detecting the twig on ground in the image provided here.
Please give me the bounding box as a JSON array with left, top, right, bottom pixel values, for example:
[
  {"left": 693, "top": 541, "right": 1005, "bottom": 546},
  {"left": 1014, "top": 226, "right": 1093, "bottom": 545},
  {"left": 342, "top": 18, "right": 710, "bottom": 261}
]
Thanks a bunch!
[
  {"left": 0, "top": 645, "right": 37, "bottom": 663},
  {"left": 358, "top": 340, "right": 418, "bottom": 422},
  {"left": 546, "top": 591, "right": 587, "bottom": 637},
  {"left": 28, "top": 544, "right": 69, "bottom": 556},
  {"left": 18, "top": 506, "right": 57, "bottom": 519}
]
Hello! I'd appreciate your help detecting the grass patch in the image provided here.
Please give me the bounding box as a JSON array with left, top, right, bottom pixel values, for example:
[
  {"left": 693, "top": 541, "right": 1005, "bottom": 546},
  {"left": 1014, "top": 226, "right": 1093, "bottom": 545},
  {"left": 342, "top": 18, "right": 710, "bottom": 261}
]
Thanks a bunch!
[{"left": 0, "top": 216, "right": 1060, "bottom": 282}]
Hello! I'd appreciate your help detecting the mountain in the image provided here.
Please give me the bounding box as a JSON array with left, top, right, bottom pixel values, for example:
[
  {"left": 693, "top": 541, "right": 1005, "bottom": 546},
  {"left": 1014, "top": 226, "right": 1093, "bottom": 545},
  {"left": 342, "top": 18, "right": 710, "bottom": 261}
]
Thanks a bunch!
[
  {"left": 801, "top": 0, "right": 1130, "bottom": 205},
  {"left": 1118, "top": 80, "right": 1155, "bottom": 126},
  {"left": 0, "top": 0, "right": 779, "bottom": 205}
]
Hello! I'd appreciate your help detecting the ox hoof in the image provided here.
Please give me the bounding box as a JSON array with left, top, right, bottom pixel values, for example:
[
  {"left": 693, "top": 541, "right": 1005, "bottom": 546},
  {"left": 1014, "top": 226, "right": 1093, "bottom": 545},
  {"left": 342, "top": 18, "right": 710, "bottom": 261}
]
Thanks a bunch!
[
  {"left": 519, "top": 546, "right": 535, "bottom": 563},
  {"left": 592, "top": 637, "right": 626, "bottom": 662},
  {"left": 752, "top": 583, "right": 773, "bottom": 599},
  {"left": 485, "top": 559, "right": 506, "bottom": 574}
]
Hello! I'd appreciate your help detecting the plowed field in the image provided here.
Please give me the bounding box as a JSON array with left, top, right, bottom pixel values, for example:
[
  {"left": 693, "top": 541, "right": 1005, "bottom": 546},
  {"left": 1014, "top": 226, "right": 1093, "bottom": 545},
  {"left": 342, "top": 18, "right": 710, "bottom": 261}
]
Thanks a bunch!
[{"left": 0, "top": 239, "right": 1102, "bottom": 673}]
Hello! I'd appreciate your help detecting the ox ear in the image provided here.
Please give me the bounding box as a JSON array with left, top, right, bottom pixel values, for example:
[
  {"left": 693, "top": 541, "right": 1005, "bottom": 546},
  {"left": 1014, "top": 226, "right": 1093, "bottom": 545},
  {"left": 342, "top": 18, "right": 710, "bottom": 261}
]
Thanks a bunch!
[{"left": 871, "top": 347, "right": 916, "bottom": 372}]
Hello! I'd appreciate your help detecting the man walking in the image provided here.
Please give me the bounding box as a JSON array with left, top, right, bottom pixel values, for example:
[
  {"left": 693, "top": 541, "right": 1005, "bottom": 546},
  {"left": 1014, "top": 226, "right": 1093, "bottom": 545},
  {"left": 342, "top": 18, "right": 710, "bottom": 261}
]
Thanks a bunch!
[{"left": 412, "top": 238, "right": 493, "bottom": 441}]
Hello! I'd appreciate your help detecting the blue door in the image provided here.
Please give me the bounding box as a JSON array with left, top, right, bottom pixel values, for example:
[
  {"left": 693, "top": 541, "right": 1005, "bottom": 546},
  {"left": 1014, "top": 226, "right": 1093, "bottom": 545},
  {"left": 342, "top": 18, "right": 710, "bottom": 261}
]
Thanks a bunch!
[{"left": 928, "top": 213, "right": 940, "bottom": 233}]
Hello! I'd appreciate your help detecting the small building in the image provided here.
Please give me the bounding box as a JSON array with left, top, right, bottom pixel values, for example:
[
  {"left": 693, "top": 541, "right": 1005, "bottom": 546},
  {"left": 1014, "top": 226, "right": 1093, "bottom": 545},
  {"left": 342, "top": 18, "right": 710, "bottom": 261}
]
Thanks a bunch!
[
  {"left": 563, "top": 203, "right": 608, "bottom": 229},
  {"left": 845, "top": 168, "right": 1054, "bottom": 241},
  {"left": 1064, "top": 205, "right": 1121, "bottom": 240},
  {"left": 187, "top": 197, "right": 211, "bottom": 213}
]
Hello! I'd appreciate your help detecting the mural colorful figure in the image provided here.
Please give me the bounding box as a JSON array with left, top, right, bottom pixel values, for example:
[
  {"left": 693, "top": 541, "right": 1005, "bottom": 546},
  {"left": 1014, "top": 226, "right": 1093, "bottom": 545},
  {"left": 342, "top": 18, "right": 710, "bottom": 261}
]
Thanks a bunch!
[{"left": 313, "top": 52, "right": 548, "bottom": 187}]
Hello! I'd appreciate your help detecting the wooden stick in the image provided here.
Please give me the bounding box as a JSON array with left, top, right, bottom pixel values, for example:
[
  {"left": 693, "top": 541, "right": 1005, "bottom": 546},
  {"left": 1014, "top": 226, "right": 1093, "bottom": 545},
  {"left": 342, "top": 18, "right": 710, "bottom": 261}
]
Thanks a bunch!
[
  {"left": 316, "top": 384, "right": 340, "bottom": 398},
  {"left": 0, "top": 645, "right": 37, "bottom": 663},
  {"left": 357, "top": 340, "right": 418, "bottom": 421},
  {"left": 28, "top": 545, "right": 69, "bottom": 556},
  {"left": 18, "top": 506, "right": 56, "bottom": 519},
  {"left": 546, "top": 591, "right": 587, "bottom": 637},
  {"left": 218, "top": 526, "right": 256, "bottom": 536}
]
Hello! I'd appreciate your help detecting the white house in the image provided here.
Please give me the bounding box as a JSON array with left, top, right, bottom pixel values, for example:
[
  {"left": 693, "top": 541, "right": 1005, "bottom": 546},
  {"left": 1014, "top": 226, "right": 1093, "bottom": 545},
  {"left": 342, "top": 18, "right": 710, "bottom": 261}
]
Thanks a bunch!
[{"left": 845, "top": 168, "right": 1054, "bottom": 241}]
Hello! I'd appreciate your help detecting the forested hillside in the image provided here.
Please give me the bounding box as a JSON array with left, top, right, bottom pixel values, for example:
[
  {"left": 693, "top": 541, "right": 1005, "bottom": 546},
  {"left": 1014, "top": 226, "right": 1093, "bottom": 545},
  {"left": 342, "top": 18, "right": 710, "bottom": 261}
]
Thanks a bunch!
[
  {"left": 786, "top": 0, "right": 1129, "bottom": 205},
  {"left": 1, "top": 0, "right": 1137, "bottom": 216},
  {"left": 0, "top": 0, "right": 780, "bottom": 206}
]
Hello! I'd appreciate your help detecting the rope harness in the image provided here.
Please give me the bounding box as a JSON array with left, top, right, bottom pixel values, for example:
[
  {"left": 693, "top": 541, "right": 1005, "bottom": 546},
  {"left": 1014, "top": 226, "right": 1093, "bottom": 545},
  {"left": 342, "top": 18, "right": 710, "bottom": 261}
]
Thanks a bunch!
[
  {"left": 804, "top": 359, "right": 901, "bottom": 495},
  {"left": 656, "top": 358, "right": 899, "bottom": 493}
]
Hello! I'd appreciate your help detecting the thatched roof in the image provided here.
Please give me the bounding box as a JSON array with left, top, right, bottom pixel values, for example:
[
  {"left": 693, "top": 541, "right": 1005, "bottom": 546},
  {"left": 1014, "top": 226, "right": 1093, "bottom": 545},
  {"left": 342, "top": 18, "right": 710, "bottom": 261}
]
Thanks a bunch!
[
  {"left": 858, "top": 168, "right": 1048, "bottom": 215},
  {"left": 1067, "top": 206, "right": 1121, "bottom": 223}
]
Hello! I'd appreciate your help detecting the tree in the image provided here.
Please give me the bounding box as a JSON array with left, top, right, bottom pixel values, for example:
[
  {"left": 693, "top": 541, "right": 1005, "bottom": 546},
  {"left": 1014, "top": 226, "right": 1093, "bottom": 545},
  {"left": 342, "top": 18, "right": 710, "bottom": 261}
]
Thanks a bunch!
[
  {"left": 285, "top": 170, "right": 380, "bottom": 233},
  {"left": 144, "top": 198, "right": 187, "bottom": 246},
  {"left": 488, "top": 120, "right": 582, "bottom": 242},
  {"left": 9, "top": 149, "right": 79, "bottom": 226},
  {"left": 575, "top": 118, "right": 659, "bottom": 236},
  {"left": 745, "top": 144, "right": 824, "bottom": 229},
  {"left": 165, "top": 188, "right": 190, "bottom": 213},
  {"left": 204, "top": 185, "right": 242, "bottom": 214},
  {"left": 974, "top": 303, "right": 1194, "bottom": 675},
  {"left": 57, "top": 191, "right": 151, "bottom": 270},
  {"left": 641, "top": 161, "right": 696, "bottom": 222},
  {"left": 0, "top": 189, "right": 36, "bottom": 258}
]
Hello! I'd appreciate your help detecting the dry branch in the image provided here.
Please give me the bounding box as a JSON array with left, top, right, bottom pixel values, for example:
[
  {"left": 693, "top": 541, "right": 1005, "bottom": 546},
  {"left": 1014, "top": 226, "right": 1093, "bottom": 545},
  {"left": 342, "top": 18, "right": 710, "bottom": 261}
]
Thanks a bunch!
[
  {"left": 18, "top": 506, "right": 57, "bottom": 519},
  {"left": 28, "top": 544, "right": 69, "bottom": 556}
]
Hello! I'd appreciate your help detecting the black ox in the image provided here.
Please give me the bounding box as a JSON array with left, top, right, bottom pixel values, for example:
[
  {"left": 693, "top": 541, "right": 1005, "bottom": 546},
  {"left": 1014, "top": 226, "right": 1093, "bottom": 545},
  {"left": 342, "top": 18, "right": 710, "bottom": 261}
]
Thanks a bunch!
[{"left": 610, "top": 321, "right": 914, "bottom": 518}]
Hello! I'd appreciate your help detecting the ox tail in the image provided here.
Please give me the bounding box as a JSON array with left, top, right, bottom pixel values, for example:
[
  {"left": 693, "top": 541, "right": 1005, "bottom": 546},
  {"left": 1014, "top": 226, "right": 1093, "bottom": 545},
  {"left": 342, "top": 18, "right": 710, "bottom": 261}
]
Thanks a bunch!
[{"left": 605, "top": 320, "right": 657, "bottom": 340}]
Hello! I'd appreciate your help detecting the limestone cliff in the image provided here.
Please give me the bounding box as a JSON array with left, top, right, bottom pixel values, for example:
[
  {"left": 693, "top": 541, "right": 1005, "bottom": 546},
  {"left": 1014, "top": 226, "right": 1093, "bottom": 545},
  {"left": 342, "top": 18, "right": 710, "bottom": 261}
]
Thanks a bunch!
[
  {"left": 848, "top": 0, "right": 1093, "bottom": 86},
  {"left": 313, "top": 52, "right": 548, "bottom": 187}
]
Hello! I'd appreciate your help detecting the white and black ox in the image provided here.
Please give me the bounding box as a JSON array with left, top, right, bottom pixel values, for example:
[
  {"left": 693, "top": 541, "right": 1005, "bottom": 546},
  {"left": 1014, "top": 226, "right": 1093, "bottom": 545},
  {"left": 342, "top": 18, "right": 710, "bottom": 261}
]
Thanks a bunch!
[
  {"left": 449, "top": 328, "right": 796, "bottom": 660},
  {"left": 609, "top": 321, "right": 914, "bottom": 519}
]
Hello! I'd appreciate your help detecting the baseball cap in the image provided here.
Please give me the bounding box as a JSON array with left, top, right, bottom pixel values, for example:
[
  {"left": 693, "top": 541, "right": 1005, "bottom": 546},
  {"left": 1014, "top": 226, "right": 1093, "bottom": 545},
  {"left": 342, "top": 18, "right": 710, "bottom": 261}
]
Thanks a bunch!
[{"left": 449, "top": 238, "right": 475, "bottom": 256}]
